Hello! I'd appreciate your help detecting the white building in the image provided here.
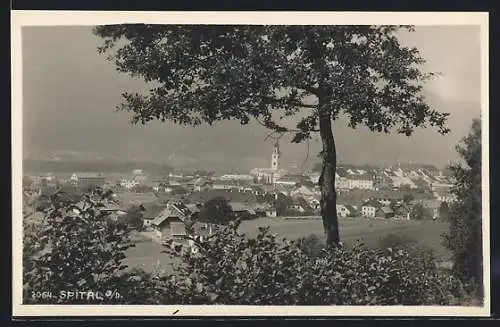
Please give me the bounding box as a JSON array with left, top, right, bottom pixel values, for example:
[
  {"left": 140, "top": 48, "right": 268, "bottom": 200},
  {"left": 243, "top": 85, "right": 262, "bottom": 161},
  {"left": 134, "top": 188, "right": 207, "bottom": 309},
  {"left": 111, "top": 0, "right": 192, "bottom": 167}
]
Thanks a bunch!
[
  {"left": 389, "top": 176, "right": 417, "bottom": 189},
  {"left": 250, "top": 142, "right": 287, "bottom": 184},
  {"left": 219, "top": 174, "right": 254, "bottom": 181},
  {"left": 120, "top": 178, "right": 140, "bottom": 189},
  {"left": 335, "top": 170, "right": 374, "bottom": 190},
  {"left": 361, "top": 201, "right": 379, "bottom": 218}
]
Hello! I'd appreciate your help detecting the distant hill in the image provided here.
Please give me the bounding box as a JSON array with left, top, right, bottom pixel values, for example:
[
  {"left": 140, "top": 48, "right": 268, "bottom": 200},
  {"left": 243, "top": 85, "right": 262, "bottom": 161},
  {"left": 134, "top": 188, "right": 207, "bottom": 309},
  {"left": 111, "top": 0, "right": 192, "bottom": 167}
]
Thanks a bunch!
[{"left": 23, "top": 159, "right": 174, "bottom": 176}]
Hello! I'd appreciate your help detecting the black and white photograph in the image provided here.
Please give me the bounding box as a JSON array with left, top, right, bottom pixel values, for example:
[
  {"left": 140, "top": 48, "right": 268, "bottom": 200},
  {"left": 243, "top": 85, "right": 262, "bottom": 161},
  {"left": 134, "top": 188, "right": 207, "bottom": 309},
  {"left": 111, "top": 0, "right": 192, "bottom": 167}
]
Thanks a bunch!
[{"left": 12, "top": 11, "right": 489, "bottom": 317}]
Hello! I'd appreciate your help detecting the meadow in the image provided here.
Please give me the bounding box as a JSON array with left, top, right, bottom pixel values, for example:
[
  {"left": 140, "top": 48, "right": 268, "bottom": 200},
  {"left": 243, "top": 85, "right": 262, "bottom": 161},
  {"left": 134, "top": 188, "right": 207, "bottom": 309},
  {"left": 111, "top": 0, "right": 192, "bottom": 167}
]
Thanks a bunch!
[{"left": 125, "top": 217, "right": 450, "bottom": 274}]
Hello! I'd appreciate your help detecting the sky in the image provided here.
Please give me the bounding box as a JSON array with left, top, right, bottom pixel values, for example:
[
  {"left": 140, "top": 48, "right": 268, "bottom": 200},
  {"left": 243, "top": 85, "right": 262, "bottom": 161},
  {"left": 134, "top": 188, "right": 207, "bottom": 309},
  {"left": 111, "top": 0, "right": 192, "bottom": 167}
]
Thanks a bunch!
[{"left": 21, "top": 25, "right": 482, "bottom": 171}]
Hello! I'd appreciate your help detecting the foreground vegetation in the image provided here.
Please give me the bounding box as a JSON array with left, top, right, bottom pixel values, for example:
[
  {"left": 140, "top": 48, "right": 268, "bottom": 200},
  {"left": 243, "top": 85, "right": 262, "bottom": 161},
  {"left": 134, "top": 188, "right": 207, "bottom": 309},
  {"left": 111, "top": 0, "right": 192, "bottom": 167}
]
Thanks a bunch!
[{"left": 22, "top": 188, "right": 476, "bottom": 306}]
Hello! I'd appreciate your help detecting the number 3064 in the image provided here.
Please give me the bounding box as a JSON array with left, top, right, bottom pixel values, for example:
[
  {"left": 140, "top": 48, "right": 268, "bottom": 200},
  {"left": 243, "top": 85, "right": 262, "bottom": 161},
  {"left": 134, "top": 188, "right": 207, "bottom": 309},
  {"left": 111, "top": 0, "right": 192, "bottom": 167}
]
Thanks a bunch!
[{"left": 32, "top": 291, "right": 53, "bottom": 300}]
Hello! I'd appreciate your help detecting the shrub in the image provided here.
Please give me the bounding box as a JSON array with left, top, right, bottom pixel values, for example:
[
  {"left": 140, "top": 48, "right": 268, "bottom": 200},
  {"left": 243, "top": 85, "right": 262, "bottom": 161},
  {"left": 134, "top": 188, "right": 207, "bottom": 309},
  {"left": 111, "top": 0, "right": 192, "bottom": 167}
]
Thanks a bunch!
[
  {"left": 23, "top": 188, "right": 150, "bottom": 304},
  {"left": 161, "top": 220, "right": 464, "bottom": 305},
  {"left": 296, "top": 234, "right": 325, "bottom": 258}
]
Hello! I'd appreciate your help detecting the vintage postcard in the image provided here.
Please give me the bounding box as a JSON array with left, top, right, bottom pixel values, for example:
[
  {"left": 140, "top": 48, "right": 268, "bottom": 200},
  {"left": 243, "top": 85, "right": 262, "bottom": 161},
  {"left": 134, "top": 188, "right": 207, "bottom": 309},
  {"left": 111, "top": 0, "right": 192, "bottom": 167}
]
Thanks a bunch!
[{"left": 11, "top": 11, "right": 490, "bottom": 317}]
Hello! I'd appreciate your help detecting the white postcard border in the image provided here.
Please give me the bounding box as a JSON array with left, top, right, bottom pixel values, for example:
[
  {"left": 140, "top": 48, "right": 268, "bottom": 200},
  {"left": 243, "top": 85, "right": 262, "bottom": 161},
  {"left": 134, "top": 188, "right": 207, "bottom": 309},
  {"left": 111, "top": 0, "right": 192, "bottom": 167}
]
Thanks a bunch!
[{"left": 11, "top": 10, "right": 490, "bottom": 317}]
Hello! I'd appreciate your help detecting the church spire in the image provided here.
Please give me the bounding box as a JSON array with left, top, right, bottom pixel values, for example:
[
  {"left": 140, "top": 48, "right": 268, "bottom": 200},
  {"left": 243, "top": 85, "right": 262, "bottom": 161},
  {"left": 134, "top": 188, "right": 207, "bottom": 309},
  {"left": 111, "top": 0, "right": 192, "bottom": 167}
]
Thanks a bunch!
[
  {"left": 271, "top": 141, "right": 280, "bottom": 170},
  {"left": 273, "top": 140, "right": 280, "bottom": 155}
]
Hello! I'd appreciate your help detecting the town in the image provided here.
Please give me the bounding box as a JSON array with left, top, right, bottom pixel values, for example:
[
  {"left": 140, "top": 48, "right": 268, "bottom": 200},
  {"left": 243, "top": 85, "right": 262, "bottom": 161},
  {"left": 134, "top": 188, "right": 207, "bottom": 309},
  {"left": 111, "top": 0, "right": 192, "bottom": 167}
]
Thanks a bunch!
[{"left": 23, "top": 140, "right": 456, "bottom": 257}]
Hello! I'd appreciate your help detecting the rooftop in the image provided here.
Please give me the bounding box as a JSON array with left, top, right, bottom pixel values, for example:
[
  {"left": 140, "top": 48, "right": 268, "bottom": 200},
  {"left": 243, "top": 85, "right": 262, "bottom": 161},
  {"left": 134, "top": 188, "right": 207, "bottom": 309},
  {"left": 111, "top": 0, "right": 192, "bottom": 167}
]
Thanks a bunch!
[
  {"left": 151, "top": 203, "right": 191, "bottom": 226},
  {"left": 187, "top": 189, "right": 260, "bottom": 206},
  {"left": 115, "top": 192, "right": 159, "bottom": 206}
]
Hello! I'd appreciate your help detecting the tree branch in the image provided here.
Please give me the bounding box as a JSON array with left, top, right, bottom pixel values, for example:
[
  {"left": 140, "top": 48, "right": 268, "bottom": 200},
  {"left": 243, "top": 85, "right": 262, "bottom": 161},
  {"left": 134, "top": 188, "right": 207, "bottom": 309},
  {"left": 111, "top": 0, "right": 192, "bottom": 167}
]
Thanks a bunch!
[{"left": 262, "top": 96, "right": 317, "bottom": 109}]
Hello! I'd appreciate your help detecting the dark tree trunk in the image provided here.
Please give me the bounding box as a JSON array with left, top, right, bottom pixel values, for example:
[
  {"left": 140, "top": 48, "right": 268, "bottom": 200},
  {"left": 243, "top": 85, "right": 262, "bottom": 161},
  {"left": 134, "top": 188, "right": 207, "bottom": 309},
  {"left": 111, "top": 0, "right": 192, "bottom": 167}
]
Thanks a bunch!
[{"left": 318, "top": 109, "right": 340, "bottom": 247}]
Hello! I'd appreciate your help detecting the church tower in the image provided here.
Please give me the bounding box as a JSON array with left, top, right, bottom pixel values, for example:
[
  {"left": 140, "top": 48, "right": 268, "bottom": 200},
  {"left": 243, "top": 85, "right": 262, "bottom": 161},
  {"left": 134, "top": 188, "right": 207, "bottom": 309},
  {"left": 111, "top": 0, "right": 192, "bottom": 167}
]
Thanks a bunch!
[{"left": 271, "top": 141, "right": 280, "bottom": 170}]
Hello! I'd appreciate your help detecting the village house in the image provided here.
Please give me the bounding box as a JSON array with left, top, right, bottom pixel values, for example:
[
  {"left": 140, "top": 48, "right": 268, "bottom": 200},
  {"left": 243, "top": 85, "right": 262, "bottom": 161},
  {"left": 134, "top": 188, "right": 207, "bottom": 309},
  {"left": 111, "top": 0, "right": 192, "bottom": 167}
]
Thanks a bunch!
[
  {"left": 187, "top": 222, "right": 216, "bottom": 254},
  {"left": 291, "top": 185, "right": 316, "bottom": 198},
  {"left": 187, "top": 189, "right": 259, "bottom": 205},
  {"left": 192, "top": 176, "right": 214, "bottom": 192},
  {"left": 132, "top": 169, "right": 148, "bottom": 183},
  {"left": 336, "top": 204, "right": 357, "bottom": 218},
  {"left": 375, "top": 206, "right": 395, "bottom": 219},
  {"left": 308, "top": 196, "right": 321, "bottom": 211},
  {"left": 212, "top": 179, "right": 252, "bottom": 191},
  {"left": 372, "top": 190, "right": 404, "bottom": 206},
  {"left": 335, "top": 176, "right": 351, "bottom": 190},
  {"left": 186, "top": 189, "right": 276, "bottom": 218},
  {"left": 151, "top": 202, "right": 193, "bottom": 241},
  {"left": 156, "top": 193, "right": 187, "bottom": 207},
  {"left": 419, "top": 199, "right": 441, "bottom": 219},
  {"left": 393, "top": 204, "right": 411, "bottom": 220},
  {"left": 388, "top": 175, "right": 417, "bottom": 189},
  {"left": 70, "top": 172, "right": 107, "bottom": 188},
  {"left": 30, "top": 173, "right": 58, "bottom": 186},
  {"left": 361, "top": 200, "right": 380, "bottom": 218},
  {"left": 100, "top": 202, "right": 127, "bottom": 217},
  {"left": 119, "top": 179, "right": 139, "bottom": 189},
  {"left": 252, "top": 202, "right": 277, "bottom": 217},
  {"left": 168, "top": 179, "right": 182, "bottom": 187},
  {"left": 289, "top": 196, "right": 315, "bottom": 215},
  {"left": 250, "top": 185, "right": 266, "bottom": 196},
  {"left": 138, "top": 203, "right": 168, "bottom": 229},
  {"left": 335, "top": 168, "right": 375, "bottom": 190},
  {"left": 431, "top": 181, "right": 454, "bottom": 193},
  {"left": 229, "top": 202, "right": 256, "bottom": 219},
  {"left": 434, "top": 191, "right": 456, "bottom": 204},
  {"left": 219, "top": 174, "right": 255, "bottom": 182},
  {"left": 274, "top": 174, "right": 304, "bottom": 187},
  {"left": 307, "top": 173, "right": 320, "bottom": 185},
  {"left": 185, "top": 203, "right": 201, "bottom": 220},
  {"left": 70, "top": 200, "right": 126, "bottom": 221}
]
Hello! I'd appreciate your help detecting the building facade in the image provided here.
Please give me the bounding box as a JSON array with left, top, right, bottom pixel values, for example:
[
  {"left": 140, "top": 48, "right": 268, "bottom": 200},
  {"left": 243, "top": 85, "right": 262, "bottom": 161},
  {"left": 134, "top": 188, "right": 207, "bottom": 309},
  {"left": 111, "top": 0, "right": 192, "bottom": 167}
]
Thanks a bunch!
[
  {"left": 249, "top": 142, "right": 287, "bottom": 184},
  {"left": 70, "top": 172, "right": 106, "bottom": 188}
]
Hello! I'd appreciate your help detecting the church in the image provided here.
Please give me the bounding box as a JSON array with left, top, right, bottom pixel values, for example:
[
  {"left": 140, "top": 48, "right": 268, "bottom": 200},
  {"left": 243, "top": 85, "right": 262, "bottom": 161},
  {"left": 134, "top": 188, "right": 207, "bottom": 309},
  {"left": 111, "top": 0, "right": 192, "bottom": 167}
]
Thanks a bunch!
[{"left": 249, "top": 141, "right": 288, "bottom": 184}]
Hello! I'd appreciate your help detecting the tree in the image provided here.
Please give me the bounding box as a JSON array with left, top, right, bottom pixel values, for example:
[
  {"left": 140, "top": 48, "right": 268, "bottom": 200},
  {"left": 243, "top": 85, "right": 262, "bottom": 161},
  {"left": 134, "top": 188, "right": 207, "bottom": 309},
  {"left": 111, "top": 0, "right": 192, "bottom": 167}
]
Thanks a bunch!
[
  {"left": 438, "top": 202, "right": 451, "bottom": 222},
  {"left": 199, "top": 197, "right": 234, "bottom": 225},
  {"left": 94, "top": 25, "right": 449, "bottom": 247},
  {"left": 403, "top": 192, "right": 415, "bottom": 204},
  {"left": 275, "top": 193, "right": 294, "bottom": 216},
  {"left": 124, "top": 204, "right": 145, "bottom": 231},
  {"left": 443, "top": 118, "right": 482, "bottom": 296},
  {"left": 410, "top": 202, "right": 431, "bottom": 221}
]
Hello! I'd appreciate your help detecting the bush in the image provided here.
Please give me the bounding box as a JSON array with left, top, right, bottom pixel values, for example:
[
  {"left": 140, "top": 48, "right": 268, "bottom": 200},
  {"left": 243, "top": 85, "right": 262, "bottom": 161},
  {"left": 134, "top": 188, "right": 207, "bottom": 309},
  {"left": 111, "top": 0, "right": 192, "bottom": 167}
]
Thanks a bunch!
[
  {"left": 23, "top": 188, "right": 151, "bottom": 304},
  {"left": 23, "top": 189, "right": 475, "bottom": 305},
  {"left": 160, "top": 220, "right": 465, "bottom": 305},
  {"left": 296, "top": 234, "right": 325, "bottom": 258}
]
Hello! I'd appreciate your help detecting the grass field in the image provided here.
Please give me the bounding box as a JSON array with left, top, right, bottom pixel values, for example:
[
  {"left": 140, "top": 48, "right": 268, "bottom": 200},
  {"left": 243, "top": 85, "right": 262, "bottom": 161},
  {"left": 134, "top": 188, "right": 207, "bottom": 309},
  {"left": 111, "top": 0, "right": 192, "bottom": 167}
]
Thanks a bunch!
[{"left": 124, "top": 217, "right": 450, "bottom": 274}]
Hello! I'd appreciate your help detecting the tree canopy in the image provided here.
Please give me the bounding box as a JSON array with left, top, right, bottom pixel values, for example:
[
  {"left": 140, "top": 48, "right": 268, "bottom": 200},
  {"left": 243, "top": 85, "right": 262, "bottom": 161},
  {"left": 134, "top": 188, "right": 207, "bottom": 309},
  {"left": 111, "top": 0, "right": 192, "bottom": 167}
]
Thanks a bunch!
[
  {"left": 94, "top": 25, "right": 449, "bottom": 246},
  {"left": 198, "top": 196, "right": 234, "bottom": 225},
  {"left": 94, "top": 25, "right": 448, "bottom": 138},
  {"left": 443, "top": 118, "right": 482, "bottom": 296}
]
